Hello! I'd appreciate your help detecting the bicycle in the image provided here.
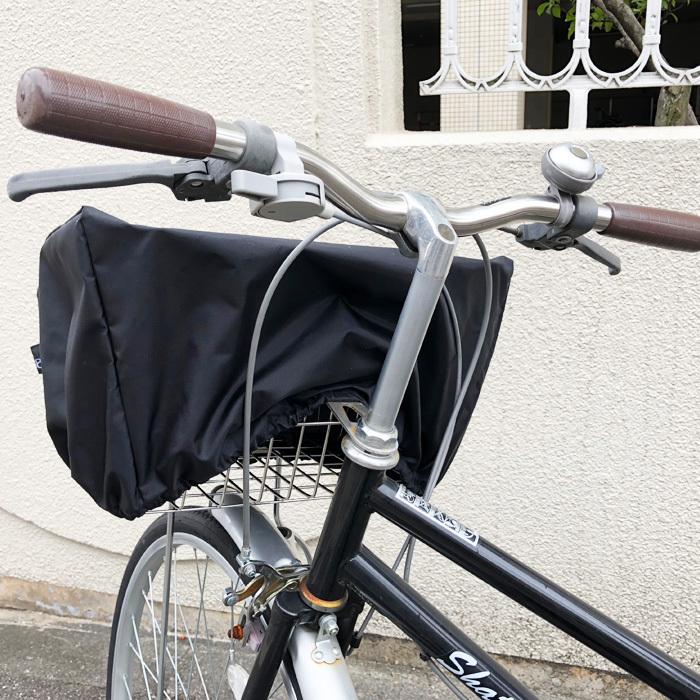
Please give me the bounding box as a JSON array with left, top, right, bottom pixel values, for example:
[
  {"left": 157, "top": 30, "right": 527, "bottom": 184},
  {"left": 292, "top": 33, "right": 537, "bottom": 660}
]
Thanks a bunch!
[{"left": 10, "top": 67, "right": 700, "bottom": 699}]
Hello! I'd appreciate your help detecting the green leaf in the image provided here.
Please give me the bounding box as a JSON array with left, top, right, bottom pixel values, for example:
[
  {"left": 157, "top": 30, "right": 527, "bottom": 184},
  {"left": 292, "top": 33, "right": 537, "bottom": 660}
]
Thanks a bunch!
[
  {"left": 537, "top": 2, "right": 549, "bottom": 16},
  {"left": 551, "top": 3, "right": 561, "bottom": 17}
]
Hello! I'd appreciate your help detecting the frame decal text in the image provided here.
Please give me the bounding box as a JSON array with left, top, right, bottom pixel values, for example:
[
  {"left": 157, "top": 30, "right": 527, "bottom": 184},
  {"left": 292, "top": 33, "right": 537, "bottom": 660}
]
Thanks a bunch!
[{"left": 396, "top": 484, "right": 479, "bottom": 548}]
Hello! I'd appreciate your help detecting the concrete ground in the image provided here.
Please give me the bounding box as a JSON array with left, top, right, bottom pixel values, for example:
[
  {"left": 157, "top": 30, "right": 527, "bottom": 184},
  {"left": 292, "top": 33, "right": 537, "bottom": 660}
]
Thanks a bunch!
[{"left": 0, "top": 608, "right": 661, "bottom": 699}]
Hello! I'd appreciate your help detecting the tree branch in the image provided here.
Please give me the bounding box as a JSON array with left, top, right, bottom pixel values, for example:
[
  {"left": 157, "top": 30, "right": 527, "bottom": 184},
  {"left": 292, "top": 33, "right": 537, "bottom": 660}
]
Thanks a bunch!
[
  {"left": 592, "top": 0, "right": 639, "bottom": 57},
  {"left": 596, "top": 0, "right": 698, "bottom": 125},
  {"left": 598, "top": 0, "right": 645, "bottom": 52}
]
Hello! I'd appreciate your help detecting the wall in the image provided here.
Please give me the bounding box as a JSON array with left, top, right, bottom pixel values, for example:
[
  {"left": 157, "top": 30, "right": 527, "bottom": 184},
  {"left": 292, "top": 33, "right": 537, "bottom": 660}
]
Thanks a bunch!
[{"left": 0, "top": 0, "right": 698, "bottom": 674}]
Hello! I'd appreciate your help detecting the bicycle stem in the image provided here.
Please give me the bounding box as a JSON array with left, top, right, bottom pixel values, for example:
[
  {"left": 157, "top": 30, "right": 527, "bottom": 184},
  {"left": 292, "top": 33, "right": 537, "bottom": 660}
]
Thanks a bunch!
[{"left": 341, "top": 193, "right": 458, "bottom": 471}]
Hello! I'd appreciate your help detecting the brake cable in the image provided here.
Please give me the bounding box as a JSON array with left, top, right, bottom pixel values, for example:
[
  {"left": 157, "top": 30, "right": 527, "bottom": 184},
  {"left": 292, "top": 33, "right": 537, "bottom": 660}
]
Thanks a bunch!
[
  {"left": 240, "top": 217, "right": 343, "bottom": 565},
  {"left": 239, "top": 210, "right": 402, "bottom": 567}
]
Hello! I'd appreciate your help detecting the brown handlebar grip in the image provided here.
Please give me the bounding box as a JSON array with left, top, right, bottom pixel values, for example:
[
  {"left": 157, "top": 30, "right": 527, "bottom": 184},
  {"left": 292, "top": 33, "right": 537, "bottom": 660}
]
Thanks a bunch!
[
  {"left": 16, "top": 67, "right": 216, "bottom": 158},
  {"left": 601, "top": 202, "right": 700, "bottom": 252}
]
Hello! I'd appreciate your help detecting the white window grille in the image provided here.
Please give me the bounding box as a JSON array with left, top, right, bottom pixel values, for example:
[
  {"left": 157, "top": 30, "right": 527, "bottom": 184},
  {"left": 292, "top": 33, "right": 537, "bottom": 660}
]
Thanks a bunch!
[{"left": 420, "top": 0, "right": 700, "bottom": 129}]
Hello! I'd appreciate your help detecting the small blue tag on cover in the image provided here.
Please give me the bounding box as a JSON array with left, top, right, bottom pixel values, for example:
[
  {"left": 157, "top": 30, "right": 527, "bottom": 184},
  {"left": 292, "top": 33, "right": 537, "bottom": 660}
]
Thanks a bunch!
[{"left": 30, "top": 344, "right": 42, "bottom": 374}]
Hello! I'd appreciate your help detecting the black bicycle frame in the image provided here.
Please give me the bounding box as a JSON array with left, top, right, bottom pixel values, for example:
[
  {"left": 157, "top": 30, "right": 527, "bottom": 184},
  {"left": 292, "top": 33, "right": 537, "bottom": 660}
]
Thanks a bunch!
[{"left": 242, "top": 460, "right": 700, "bottom": 700}]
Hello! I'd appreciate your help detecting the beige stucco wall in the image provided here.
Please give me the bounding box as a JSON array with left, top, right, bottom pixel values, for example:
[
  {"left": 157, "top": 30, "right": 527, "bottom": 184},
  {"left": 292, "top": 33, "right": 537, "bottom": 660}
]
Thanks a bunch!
[{"left": 1, "top": 0, "right": 698, "bottom": 675}]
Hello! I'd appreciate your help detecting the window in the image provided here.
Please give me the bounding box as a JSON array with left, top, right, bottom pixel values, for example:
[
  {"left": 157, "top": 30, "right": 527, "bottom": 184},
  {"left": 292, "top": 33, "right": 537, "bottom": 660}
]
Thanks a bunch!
[
  {"left": 401, "top": 0, "right": 700, "bottom": 131},
  {"left": 402, "top": 1, "right": 441, "bottom": 130}
]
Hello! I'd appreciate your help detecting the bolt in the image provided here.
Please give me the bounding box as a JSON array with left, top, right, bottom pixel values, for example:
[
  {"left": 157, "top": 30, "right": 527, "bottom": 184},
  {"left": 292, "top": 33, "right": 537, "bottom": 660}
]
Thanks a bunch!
[
  {"left": 319, "top": 614, "right": 339, "bottom": 637},
  {"left": 312, "top": 650, "right": 324, "bottom": 662},
  {"left": 242, "top": 562, "right": 257, "bottom": 579},
  {"left": 189, "top": 180, "right": 204, "bottom": 188},
  {"left": 223, "top": 586, "right": 238, "bottom": 607}
]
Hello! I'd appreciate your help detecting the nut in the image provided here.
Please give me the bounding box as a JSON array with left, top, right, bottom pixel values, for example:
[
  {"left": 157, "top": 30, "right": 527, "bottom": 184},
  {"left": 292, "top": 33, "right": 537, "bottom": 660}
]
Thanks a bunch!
[{"left": 228, "top": 624, "right": 245, "bottom": 640}]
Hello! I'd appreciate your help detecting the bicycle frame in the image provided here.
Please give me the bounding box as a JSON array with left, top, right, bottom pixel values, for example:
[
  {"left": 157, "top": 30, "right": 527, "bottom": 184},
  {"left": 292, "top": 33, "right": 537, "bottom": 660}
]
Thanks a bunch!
[
  {"left": 364, "top": 478, "right": 700, "bottom": 698},
  {"left": 239, "top": 192, "right": 700, "bottom": 700},
  {"left": 243, "top": 462, "right": 700, "bottom": 699}
]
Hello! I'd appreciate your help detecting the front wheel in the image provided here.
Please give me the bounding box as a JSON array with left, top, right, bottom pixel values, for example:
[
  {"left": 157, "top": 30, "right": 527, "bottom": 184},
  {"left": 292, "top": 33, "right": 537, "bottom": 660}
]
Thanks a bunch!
[{"left": 107, "top": 510, "right": 296, "bottom": 699}]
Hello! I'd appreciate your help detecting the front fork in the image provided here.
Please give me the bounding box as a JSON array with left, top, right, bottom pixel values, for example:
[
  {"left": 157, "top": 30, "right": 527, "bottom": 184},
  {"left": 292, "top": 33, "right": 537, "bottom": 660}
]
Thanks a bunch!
[{"left": 241, "top": 194, "right": 458, "bottom": 699}]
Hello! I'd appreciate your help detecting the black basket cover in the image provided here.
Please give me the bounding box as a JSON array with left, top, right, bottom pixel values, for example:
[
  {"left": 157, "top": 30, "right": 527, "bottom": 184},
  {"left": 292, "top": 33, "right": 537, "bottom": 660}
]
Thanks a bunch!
[{"left": 37, "top": 207, "right": 513, "bottom": 518}]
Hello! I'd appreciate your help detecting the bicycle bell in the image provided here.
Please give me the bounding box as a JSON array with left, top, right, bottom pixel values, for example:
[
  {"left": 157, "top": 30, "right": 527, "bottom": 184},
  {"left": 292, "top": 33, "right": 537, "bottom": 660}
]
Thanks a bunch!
[{"left": 541, "top": 143, "right": 604, "bottom": 194}]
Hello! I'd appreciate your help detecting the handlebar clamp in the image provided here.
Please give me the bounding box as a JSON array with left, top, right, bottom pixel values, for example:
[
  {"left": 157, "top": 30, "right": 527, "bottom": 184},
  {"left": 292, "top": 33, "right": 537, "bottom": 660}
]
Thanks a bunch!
[
  {"left": 516, "top": 195, "right": 621, "bottom": 275},
  {"left": 229, "top": 129, "right": 328, "bottom": 222}
]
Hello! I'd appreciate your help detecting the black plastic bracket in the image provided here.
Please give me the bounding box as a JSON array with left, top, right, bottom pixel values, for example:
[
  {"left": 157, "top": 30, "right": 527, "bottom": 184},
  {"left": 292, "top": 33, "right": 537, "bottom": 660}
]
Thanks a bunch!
[{"left": 516, "top": 193, "right": 621, "bottom": 275}]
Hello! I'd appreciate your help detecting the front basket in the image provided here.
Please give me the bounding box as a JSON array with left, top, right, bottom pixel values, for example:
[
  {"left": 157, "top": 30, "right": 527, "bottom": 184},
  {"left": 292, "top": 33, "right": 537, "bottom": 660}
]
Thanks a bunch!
[{"left": 36, "top": 207, "right": 513, "bottom": 518}]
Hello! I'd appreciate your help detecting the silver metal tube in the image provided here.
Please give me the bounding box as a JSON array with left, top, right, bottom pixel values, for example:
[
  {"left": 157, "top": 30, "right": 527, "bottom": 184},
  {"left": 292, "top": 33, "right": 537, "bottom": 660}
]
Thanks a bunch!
[
  {"left": 297, "top": 150, "right": 612, "bottom": 234},
  {"left": 448, "top": 195, "right": 559, "bottom": 234},
  {"left": 595, "top": 203, "right": 613, "bottom": 229},
  {"left": 211, "top": 120, "right": 247, "bottom": 160},
  {"left": 211, "top": 123, "right": 407, "bottom": 228},
  {"left": 211, "top": 121, "right": 612, "bottom": 236},
  {"left": 365, "top": 194, "right": 457, "bottom": 436},
  {"left": 296, "top": 142, "right": 408, "bottom": 229},
  {"left": 366, "top": 270, "right": 448, "bottom": 432},
  {"left": 156, "top": 507, "right": 174, "bottom": 700},
  {"left": 447, "top": 196, "right": 612, "bottom": 233}
]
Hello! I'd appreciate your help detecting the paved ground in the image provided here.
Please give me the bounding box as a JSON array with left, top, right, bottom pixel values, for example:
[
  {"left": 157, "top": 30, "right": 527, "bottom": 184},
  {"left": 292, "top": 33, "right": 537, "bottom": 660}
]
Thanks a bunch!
[
  {"left": 0, "top": 610, "right": 106, "bottom": 699},
  {"left": 0, "top": 608, "right": 440, "bottom": 699},
  {"left": 0, "top": 608, "right": 660, "bottom": 699}
]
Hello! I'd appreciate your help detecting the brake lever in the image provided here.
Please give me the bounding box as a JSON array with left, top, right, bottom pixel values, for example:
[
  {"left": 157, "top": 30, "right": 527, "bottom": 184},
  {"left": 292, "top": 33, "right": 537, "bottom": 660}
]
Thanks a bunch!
[
  {"left": 511, "top": 223, "right": 622, "bottom": 275},
  {"left": 573, "top": 235, "right": 621, "bottom": 276},
  {"left": 7, "top": 158, "right": 236, "bottom": 203}
]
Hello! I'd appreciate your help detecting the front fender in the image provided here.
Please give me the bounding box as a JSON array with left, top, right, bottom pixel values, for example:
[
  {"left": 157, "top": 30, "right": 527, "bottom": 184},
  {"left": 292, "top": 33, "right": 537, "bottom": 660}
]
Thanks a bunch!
[{"left": 211, "top": 492, "right": 299, "bottom": 568}]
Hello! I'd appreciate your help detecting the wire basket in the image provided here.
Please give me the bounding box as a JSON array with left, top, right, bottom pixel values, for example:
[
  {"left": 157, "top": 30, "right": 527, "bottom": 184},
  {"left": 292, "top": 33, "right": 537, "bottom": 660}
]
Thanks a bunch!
[{"left": 147, "top": 405, "right": 349, "bottom": 514}]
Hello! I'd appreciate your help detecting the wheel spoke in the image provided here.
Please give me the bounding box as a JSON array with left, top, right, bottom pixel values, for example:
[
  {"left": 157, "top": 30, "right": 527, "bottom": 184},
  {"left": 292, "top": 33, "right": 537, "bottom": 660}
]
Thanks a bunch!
[
  {"left": 176, "top": 594, "right": 210, "bottom": 699},
  {"left": 173, "top": 545, "right": 179, "bottom": 700},
  {"left": 131, "top": 615, "right": 153, "bottom": 700},
  {"left": 141, "top": 586, "right": 188, "bottom": 696},
  {"left": 113, "top": 520, "right": 291, "bottom": 699},
  {"left": 213, "top": 651, "right": 231, "bottom": 700},
  {"left": 215, "top": 573, "right": 242, "bottom": 700},
  {"left": 186, "top": 547, "right": 208, "bottom": 695},
  {"left": 122, "top": 673, "right": 134, "bottom": 699},
  {"left": 148, "top": 572, "right": 160, "bottom": 676},
  {"left": 196, "top": 555, "right": 216, "bottom": 682},
  {"left": 129, "top": 641, "right": 173, "bottom": 700}
]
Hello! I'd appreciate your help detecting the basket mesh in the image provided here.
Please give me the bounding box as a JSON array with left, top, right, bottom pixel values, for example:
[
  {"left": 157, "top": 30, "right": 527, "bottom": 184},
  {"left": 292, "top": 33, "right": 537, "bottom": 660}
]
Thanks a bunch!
[{"left": 147, "top": 406, "right": 348, "bottom": 513}]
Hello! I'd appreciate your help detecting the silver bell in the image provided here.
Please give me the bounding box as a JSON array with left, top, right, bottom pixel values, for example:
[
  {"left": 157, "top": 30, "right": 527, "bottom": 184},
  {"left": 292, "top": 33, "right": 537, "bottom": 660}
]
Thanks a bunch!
[{"left": 541, "top": 143, "right": 605, "bottom": 194}]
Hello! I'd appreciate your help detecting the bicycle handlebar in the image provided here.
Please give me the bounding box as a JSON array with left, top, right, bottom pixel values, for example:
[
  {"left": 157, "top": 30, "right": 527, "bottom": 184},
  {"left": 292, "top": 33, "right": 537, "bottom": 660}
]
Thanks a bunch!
[
  {"left": 17, "top": 67, "right": 217, "bottom": 159},
  {"left": 601, "top": 202, "right": 700, "bottom": 252},
  {"left": 15, "top": 67, "right": 700, "bottom": 252}
]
